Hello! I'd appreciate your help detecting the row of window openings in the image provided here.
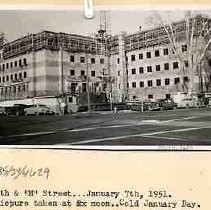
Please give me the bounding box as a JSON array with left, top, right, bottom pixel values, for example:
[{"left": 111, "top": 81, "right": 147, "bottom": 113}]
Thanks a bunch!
[
  {"left": 128, "top": 45, "right": 188, "bottom": 62},
  {"left": 129, "top": 77, "right": 188, "bottom": 88},
  {"left": 132, "top": 94, "right": 171, "bottom": 100},
  {"left": 129, "top": 61, "right": 184, "bottom": 75},
  {"left": 70, "top": 70, "right": 96, "bottom": 77},
  {"left": 70, "top": 56, "right": 104, "bottom": 64},
  {"left": 70, "top": 83, "right": 107, "bottom": 92},
  {"left": 0, "top": 58, "right": 27, "bottom": 71},
  {"left": 0, "top": 72, "right": 27, "bottom": 83},
  {"left": 0, "top": 85, "right": 27, "bottom": 94}
]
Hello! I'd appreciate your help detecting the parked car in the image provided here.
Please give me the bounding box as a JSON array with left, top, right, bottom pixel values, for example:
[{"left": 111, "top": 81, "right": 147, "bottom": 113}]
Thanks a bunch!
[
  {"left": 24, "top": 104, "right": 51, "bottom": 115},
  {"left": 157, "top": 99, "right": 177, "bottom": 110},
  {"left": 177, "top": 98, "right": 198, "bottom": 109},
  {"left": 77, "top": 106, "right": 88, "bottom": 112},
  {"left": 148, "top": 102, "right": 161, "bottom": 111},
  {"left": 126, "top": 101, "right": 161, "bottom": 112},
  {"left": 5, "top": 104, "right": 28, "bottom": 116}
]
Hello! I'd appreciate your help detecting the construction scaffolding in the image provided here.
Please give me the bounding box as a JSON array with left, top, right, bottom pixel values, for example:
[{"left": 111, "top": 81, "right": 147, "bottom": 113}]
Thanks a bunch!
[
  {"left": 124, "top": 15, "right": 211, "bottom": 52},
  {"left": 2, "top": 31, "right": 108, "bottom": 59}
]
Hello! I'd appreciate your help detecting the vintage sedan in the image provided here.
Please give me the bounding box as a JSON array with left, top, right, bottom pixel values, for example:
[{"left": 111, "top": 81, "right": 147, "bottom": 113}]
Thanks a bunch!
[
  {"left": 24, "top": 104, "right": 51, "bottom": 115},
  {"left": 5, "top": 104, "right": 29, "bottom": 116}
]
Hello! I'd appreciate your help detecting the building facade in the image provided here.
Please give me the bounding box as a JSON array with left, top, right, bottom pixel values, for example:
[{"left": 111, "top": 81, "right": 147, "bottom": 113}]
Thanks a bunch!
[
  {"left": 0, "top": 31, "right": 109, "bottom": 105},
  {"left": 0, "top": 15, "right": 211, "bottom": 106},
  {"left": 110, "top": 15, "right": 211, "bottom": 102}
]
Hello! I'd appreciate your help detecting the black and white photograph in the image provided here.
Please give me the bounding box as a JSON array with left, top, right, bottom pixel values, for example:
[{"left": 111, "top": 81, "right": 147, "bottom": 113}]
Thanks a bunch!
[{"left": 0, "top": 8, "right": 211, "bottom": 146}]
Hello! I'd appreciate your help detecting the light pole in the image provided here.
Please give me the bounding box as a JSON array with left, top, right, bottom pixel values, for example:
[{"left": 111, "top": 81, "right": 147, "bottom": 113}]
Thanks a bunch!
[{"left": 85, "top": 50, "right": 91, "bottom": 112}]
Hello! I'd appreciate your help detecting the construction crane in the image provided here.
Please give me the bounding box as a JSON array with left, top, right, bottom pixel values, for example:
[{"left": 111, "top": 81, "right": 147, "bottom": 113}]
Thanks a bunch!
[{"left": 96, "top": 10, "right": 114, "bottom": 110}]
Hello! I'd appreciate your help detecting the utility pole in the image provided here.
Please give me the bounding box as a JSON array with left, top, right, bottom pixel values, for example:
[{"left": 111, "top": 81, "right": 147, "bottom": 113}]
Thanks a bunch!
[
  {"left": 85, "top": 50, "right": 91, "bottom": 112},
  {"left": 59, "top": 35, "right": 66, "bottom": 115}
]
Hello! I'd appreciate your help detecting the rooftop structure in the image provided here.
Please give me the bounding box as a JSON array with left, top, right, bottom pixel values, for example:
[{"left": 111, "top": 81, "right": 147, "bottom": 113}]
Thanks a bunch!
[{"left": 2, "top": 31, "right": 107, "bottom": 60}]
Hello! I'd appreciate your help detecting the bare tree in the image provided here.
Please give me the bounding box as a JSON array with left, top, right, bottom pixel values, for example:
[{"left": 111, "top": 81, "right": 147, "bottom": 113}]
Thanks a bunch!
[{"left": 146, "top": 11, "right": 211, "bottom": 97}]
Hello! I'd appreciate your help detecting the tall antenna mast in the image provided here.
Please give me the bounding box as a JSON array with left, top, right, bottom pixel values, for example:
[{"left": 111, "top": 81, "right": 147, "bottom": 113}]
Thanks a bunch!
[{"left": 97, "top": 10, "right": 113, "bottom": 107}]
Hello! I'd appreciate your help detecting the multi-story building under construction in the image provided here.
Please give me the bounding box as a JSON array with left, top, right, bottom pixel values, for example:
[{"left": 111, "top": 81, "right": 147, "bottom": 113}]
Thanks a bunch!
[
  {"left": 0, "top": 14, "right": 211, "bottom": 110},
  {"left": 0, "top": 31, "right": 110, "bottom": 111},
  {"left": 110, "top": 14, "right": 211, "bottom": 102}
]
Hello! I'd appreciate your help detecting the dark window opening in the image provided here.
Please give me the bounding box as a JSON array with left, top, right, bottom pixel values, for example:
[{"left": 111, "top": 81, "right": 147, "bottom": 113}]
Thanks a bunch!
[
  {"left": 155, "top": 50, "right": 160, "bottom": 57},
  {"left": 71, "top": 83, "right": 77, "bottom": 92},
  {"left": 147, "top": 66, "right": 152, "bottom": 73},
  {"left": 91, "top": 58, "right": 95, "bottom": 64},
  {"left": 140, "top": 81, "right": 144, "bottom": 87},
  {"left": 80, "top": 57, "right": 85, "bottom": 63},
  {"left": 100, "top": 58, "right": 104, "bottom": 64},
  {"left": 117, "top": 58, "right": 120, "bottom": 64},
  {"left": 131, "top": 55, "right": 135, "bottom": 61},
  {"left": 70, "top": 70, "right": 75, "bottom": 76},
  {"left": 91, "top": 71, "right": 95, "bottom": 77},
  {"left": 23, "top": 58, "right": 27, "bottom": 65},
  {"left": 148, "top": 94, "right": 153, "bottom": 99},
  {"left": 166, "top": 94, "right": 171, "bottom": 99},
  {"left": 156, "top": 79, "right": 161, "bottom": 86},
  {"left": 139, "top": 53, "right": 143, "bottom": 59},
  {"left": 148, "top": 80, "right": 153, "bottom": 87},
  {"left": 165, "top": 78, "right": 170, "bottom": 85},
  {"left": 139, "top": 67, "right": 144, "bottom": 74},
  {"left": 81, "top": 70, "right": 85, "bottom": 76},
  {"left": 174, "top": 77, "right": 180, "bottom": 84},
  {"left": 24, "top": 72, "right": 27, "bottom": 78},
  {"left": 164, "top": 63, "right": 169, "bottom": 70},
  {"left": 132, "top": 68, "right": 136, "bottom": 74},
  {"left": 132, "top": 82, "right": 136, "bottom": 88},
  {"left": 70, "top": 55, "right": 75, "bottom": 62},
  {"left": 173, "top": 62, "right": 179, "bottom": 69},
  {"left": 163, "top": 48, "right": 169, "bottom": 55},
  {"left": 69, "top": 97, "right": 73, "bottom": 103},
  {"left": 182, "top": 45, "right": 188, "bottom": 52},
  {"left": 184, "top": 60, "right": 189, "bottom": 67},
  {"left": 146, "top": 52, "right": 151, "bottom": 59},
  {"left": 156, "top": 65, "right": 160, "bottom": 71},
  {"left": 183, "top": 76, "right": 189, "bottom": 82}
]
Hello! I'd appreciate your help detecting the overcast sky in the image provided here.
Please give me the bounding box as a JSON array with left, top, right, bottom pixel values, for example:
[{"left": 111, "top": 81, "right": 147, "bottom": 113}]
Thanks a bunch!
[{"left": 0, "top": 9, "right": 210, "bottom": 42}]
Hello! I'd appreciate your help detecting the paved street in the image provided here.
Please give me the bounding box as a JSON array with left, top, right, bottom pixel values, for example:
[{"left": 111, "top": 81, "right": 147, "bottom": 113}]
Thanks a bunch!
[{"left": 1, "top": 108, "right": 211, "bottom": 146}]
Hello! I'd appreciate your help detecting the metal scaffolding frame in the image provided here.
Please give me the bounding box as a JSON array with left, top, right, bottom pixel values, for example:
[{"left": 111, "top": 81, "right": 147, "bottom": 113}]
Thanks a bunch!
[{"left": 2, "top": 31, "right": 108, "bottom": 59}]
